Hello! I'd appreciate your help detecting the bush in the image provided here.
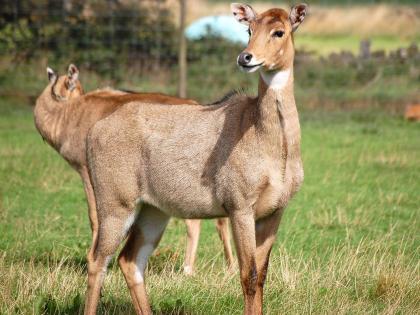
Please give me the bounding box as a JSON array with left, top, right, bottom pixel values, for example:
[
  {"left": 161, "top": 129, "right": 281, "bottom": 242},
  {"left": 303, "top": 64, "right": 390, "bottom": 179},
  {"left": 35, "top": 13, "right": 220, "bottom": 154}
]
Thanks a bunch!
[{"left": 0, "top": 0, "right": 178, "bottom": 76}]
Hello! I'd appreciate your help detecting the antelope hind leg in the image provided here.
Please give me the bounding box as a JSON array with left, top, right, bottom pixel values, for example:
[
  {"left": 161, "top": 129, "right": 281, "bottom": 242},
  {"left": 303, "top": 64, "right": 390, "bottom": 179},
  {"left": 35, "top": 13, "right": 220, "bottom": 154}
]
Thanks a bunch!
[
  {"left": 84, "top": 207, "right": 134, "bottom": 315},
  {"left": 118, "top": 205, "right": 169, "bottom": 315}
]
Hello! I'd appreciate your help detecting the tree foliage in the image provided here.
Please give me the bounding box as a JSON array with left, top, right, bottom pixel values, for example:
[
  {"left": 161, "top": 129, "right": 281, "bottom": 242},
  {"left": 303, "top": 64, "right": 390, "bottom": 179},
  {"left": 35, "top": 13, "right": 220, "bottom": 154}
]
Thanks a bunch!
[{"left": 0, "top": 0, "right": 177, "bottom": 74}]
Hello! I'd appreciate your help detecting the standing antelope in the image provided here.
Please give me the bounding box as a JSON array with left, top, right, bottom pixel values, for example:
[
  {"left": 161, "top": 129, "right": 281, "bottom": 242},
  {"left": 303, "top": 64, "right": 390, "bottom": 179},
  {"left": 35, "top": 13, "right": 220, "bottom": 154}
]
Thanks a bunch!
[
  {"left": 33, "top": 65, "right": 234, "bottom": 275},
  {"left": 84, "top": 3, "right": 307, "bottom": 314}
]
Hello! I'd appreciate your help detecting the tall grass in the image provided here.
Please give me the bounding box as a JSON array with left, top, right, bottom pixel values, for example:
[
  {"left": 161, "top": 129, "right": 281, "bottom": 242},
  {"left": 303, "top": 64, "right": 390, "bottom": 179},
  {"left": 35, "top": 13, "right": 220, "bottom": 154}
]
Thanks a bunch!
[
  {"left": 0, "top": 97, "right": 419, "bottom": 314},
  {"left": 1, "top": 237, "right": 418, "bottom": 314}
]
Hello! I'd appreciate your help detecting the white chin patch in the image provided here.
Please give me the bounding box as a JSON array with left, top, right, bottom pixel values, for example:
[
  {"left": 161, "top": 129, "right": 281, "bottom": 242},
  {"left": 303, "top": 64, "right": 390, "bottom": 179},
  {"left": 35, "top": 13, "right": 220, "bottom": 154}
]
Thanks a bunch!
[
  {"left": 239, "top": 64, "right": 262, "bottom": 73},
  {"left": 260, "top": 68, "right": 291, "bottom": 90}
]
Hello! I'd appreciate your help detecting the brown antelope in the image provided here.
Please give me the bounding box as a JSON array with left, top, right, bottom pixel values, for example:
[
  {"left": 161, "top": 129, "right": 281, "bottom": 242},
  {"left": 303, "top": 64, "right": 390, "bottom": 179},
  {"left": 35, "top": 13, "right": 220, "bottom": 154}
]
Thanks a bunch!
[
  {"left": 33, "top": 65, "right": 234, "bottom": 275},
  {"left": 84, "top": 3, "right": 307, "bottom": 314}
]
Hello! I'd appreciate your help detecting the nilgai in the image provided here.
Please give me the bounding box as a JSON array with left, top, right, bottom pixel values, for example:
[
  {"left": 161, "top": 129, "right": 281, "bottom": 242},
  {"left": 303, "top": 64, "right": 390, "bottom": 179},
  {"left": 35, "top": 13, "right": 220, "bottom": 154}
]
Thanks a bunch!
[
  {"left": 33, "top": 65, "right": 233, "bottom": 274},
  {"left": 84, "top": 3, "right": 307, "bottom": 314}
]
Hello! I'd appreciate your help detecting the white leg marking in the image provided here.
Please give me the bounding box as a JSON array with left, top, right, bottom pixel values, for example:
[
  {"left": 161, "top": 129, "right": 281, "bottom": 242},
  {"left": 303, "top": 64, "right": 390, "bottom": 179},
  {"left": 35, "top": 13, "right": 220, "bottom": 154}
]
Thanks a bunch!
[
  {"left": 134, "top": 244, "right": 155, "bottom": 283},
  {"left": 123, "top": 212, "right": 136, "bottom": 236},
  {"left": 103, "top": 256, "right": 111, "bottom": 271},
  {"left": 132, "top": 210, "right": 169, "bottom": 284},
  {"left": 99, "top": 255, "right": 112, "bottom": 282},
  {"left": 183, "top": 265, "right": 193, "bottom": 275}
]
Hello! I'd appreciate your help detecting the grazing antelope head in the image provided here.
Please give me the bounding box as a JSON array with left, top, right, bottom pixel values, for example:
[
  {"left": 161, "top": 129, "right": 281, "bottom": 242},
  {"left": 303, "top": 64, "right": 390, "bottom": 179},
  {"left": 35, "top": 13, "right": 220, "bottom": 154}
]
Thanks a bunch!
[
  {"left": 405, "top": 104, "right": 420, "bottom": 122},
  {"left": 232, "top": 3, "right": 307, "bottom": 73},
  {"left": 47, "top": 64, "right": 84, "bottom": 101}
]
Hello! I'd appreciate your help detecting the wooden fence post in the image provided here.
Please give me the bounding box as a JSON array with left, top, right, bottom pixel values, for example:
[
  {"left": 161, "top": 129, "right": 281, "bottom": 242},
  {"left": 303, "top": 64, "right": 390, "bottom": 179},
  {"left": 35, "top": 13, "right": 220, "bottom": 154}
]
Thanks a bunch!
[{"left": 178, "top": 0, "right": 187, "bottom": 98}]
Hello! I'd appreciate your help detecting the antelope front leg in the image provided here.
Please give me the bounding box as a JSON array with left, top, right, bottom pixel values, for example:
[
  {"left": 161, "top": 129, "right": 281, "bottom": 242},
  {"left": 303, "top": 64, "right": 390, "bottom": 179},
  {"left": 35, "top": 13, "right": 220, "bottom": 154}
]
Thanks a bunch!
[
  {"left": 183, "top": 219, "right": 201, "bottom": 275},
  {"left": 215, "top": 218, "right": 235, "bottom": 270},
  {"left": 80, "top": 166, "right": 98, "bottom": 264},
  {"left": 254, "top": 209, "right": 284, "bottom": 315},
  {"left": 230, "top": 210, "right": 257, "bottom": 315}
]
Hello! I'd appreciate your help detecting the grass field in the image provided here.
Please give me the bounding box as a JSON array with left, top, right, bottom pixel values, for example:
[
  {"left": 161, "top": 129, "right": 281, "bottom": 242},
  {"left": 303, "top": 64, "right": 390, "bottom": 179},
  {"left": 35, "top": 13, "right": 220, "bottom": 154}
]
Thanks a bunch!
[
  {"left": 295, "top": 34, "right": 417, "bottom": 57},
  {"left": 0, "top": 97, "right": 419, "bottom": 314}
]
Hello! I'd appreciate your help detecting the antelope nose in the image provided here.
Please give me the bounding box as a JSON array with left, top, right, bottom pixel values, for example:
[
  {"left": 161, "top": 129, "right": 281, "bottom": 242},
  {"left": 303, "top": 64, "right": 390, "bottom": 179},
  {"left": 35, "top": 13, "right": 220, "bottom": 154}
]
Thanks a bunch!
[{"left": 238, "top": 52, "right": 253, "bottom": 66}]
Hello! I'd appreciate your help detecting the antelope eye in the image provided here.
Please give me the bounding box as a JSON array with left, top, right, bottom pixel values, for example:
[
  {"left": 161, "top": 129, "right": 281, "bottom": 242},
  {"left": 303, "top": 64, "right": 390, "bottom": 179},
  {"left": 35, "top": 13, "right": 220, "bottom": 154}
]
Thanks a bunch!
[
  {"left": 273, "top": 30, "right": 284, "bottom": 38},
  {"left": 247, "top": 29, "right": 251, "bottom": 36}
]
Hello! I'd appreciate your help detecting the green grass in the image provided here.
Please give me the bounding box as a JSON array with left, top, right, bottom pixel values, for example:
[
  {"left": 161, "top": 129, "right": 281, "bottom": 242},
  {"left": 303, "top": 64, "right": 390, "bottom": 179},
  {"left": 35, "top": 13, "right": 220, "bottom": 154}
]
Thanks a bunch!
[
  {"left": 0, "top": 97, "right": 419, "bottom": 314},
  {"left": 295, "top": 35, "right": 418, "bottom": 57},
  {"left": 2, "top": 51, "right": 418, "bottom": 114}
]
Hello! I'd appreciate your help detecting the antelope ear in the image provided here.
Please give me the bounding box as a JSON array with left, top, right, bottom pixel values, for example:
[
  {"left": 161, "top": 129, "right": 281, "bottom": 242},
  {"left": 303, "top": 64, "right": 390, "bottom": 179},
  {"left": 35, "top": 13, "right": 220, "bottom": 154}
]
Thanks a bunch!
[
  {"left": 67, "top": 64, "right": 79, "bottom": 90},
  {"left": 289, "top": 3, "right": 308, "bottom": 32},
  {"left": 47, "top": 67, "right": 57, "bottom": 83},
  {"left": 231, "top": 3, "right": 257, "bottom": 26},
  {"left": 67, "top": 64, "right": 79, "bottom": 82}
]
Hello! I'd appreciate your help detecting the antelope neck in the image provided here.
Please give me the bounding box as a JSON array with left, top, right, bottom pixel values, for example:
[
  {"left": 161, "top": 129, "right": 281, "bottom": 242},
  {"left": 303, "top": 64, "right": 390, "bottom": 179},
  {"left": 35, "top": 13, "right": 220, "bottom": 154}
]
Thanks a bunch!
[
  {"left": 34, "top": 85, "right": 67, "bottom": 149},
  {"left": 257, "top": 67, "right": 294, "bottom": 115},
  {"left": 255, "top": 67, "right": 299, "bottom": 153}
]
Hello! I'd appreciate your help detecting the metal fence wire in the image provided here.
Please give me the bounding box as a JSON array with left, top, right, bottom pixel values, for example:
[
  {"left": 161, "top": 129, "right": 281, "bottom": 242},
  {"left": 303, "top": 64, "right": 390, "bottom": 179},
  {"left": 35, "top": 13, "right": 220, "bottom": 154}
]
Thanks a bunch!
[
  {"left": 0, "top": 0, "right": 185, "bottom": 73},
  {"left": 1, "top": 0, "right": 418, "bottom": 107}
]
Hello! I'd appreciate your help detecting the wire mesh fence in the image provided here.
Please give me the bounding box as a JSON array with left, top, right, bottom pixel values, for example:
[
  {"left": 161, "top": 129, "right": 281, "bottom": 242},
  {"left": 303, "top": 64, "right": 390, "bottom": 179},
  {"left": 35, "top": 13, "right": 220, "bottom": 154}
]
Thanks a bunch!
[
  {"left": 0, "top": 0, "right": 418, "bottom": 108},
  {"left": 1, "top": 1, "right": 180, "bottom": 72},
  {"left": 1, "top": 0, "right": 251, "bottom": 99}
]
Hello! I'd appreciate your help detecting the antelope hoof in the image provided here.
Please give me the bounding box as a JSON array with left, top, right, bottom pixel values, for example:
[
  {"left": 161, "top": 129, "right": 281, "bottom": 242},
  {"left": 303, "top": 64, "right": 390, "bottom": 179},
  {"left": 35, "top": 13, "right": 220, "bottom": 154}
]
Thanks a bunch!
[{"left": 183, "top": 265, "right": 194, "bottom": 276}]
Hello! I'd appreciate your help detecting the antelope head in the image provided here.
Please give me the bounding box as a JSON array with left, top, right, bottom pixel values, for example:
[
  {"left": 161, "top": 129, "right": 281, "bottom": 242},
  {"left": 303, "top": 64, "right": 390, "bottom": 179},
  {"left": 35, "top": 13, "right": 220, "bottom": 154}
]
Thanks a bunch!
[
  {"left": 47, "top": 64, "right": 84, "bottom": 101},
  {"left": 231, "top": 3, "right": 307, "bottom": 73}
]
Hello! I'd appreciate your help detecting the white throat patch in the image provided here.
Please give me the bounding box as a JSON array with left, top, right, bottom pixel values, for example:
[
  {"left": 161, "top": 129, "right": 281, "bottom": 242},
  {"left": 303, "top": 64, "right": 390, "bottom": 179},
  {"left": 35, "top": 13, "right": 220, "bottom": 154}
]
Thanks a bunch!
[{"left": 260, "top": 69, "right": 291, "bottom": 91}]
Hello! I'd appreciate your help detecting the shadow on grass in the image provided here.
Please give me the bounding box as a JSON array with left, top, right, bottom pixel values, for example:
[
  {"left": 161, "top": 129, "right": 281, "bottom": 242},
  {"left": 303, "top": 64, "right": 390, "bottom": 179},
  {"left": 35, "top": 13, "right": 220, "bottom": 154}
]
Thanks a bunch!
[
  {"left": 35, "top": 293, "right": 84, "bottom": 315},
  {"left": 9, "top": 246, "right": 183, "bottom": 275},
  {"left": 36, "top": 293, "right": 136, "bottom": 315},
  {"left": 36, "top": 293, "right": 192, "bottom": 315},
  {"left": 152, "top": 298, "right": 192, "bottom": 315}
]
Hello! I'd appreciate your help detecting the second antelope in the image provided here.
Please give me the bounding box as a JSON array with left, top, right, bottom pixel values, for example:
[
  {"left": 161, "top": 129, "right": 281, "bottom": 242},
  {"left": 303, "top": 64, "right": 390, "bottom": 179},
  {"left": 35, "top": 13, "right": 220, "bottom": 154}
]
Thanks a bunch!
[
  {"left": 33, "top": 66, "right": 233, "bottom": 276},
  {"left": 84, "top": 2, "right": 307, "bottom": 315}
]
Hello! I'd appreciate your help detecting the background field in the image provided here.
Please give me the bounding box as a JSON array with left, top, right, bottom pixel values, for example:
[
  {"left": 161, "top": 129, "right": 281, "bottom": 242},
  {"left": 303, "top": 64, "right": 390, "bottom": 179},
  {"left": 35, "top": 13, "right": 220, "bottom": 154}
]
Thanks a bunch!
[
  {"left": 1, "top": 100, "right": 419, "bottom": 314},
  {"left": 1, "top": 0, "right": 420, "bottom": 314},
  {"left": 1, "top": 1, "right": 419, "bottom": 110}
]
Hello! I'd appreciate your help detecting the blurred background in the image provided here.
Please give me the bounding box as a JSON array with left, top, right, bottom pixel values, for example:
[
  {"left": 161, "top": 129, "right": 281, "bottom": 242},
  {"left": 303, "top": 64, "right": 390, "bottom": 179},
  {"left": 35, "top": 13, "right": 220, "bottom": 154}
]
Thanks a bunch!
[
  {"left": 1, "top": 0, "right": 419, "bottom": 109},
  {"left": 0, "top": 1, "right": 419, "bottom": 314}
]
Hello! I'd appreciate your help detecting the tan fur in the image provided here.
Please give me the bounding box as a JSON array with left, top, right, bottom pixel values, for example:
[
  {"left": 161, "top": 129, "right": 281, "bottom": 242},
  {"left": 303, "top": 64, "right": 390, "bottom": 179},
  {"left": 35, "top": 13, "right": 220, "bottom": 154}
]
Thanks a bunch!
[
  {"left": 34, "top": 68, "right": 233, "bottom": 273},
  {"left": 246, "top": 9, "right": 295, "bottom": 70},
  {"left": 84, "top": 3, "right": 307, "bottom": 315},
  {"left": 34, "top": 80, "right": 198, "bottom": 170}
]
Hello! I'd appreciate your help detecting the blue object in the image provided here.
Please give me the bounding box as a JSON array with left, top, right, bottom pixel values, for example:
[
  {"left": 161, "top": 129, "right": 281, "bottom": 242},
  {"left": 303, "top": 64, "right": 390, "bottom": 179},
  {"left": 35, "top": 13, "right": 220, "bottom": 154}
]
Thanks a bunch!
[{"left": 185, "top": 15, "right": 248, "bottom": 45}]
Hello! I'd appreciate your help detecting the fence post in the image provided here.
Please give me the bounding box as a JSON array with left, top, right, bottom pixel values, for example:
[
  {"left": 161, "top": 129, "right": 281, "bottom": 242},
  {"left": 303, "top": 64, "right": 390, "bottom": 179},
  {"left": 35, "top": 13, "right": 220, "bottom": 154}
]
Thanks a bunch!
[{"left": 178, "top": 0, "right": 187, "bottom": 98}]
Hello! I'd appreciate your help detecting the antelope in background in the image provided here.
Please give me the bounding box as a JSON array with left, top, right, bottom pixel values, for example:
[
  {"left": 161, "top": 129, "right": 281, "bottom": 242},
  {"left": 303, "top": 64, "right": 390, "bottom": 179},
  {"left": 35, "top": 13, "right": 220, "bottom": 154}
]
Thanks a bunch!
[
  {"left": 404, "top": 104, "right": 420, "bottom": 121},
  {"left": 33, "top": 65, "right": 234, "bottom": 275},
  {"left": 84, "top": 2, "right": 307, "bottom": 315}
]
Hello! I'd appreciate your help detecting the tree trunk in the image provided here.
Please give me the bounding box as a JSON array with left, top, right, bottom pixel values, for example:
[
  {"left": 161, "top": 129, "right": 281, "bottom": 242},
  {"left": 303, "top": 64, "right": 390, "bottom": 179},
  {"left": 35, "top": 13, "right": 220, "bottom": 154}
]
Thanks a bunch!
[{"left": 178, "top": 0, "right": 187, "bottom": 98}]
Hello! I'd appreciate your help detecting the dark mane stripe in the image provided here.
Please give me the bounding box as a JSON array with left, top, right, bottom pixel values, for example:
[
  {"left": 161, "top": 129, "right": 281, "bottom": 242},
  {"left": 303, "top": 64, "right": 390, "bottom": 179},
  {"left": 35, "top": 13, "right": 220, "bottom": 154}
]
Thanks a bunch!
[
  {"left": 119, "top": 89, "right": 141, "bottom": 94},
  {"left": 208, "top": 89, "right": 244, "bottom": 105}
]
